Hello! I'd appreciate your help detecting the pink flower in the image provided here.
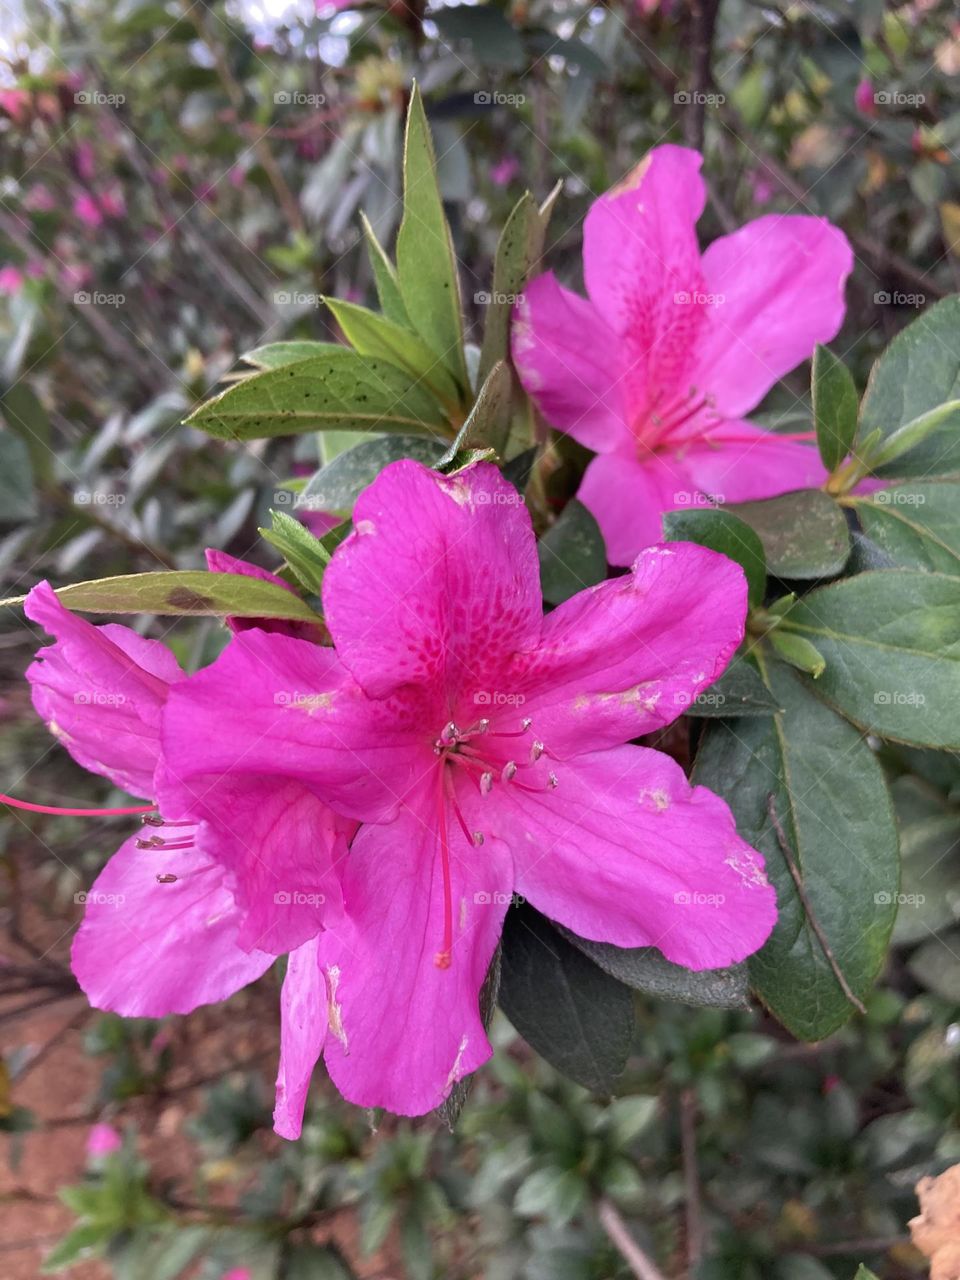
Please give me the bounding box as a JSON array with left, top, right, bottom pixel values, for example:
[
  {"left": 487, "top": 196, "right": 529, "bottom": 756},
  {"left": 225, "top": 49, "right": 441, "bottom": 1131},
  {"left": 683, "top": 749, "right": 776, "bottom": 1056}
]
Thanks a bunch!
[
  {"left": 0, "top": 89, "right": 30, "bottom": 122},
  {"left": 72, "top": 192, "right": 103, "bottom": 227},
  {"left": 221, "top": 1271, "right": 252, "bottom": 1280},
  {"left": 855, "top": 79, "right": 878, "bottom": 117},
  {"left": 86, "top": 1123, "right": 122, "bottom": 1157},
  {"left": 490, "top": 155, "right": 520, "bottom": 187},
  {"left": 75, "top": 141, "right": 96, "bottom": 183},
  {"left": 98, "top": 188, "right": 126, "bottom": 219},
  {"left": 23, "top": 568, "right": 348, "bottom": 1140},
  {"left": 60, "top": 262, "right": 92, "bottom": 291},
  {"left": 0, "top": 266, "right": 24, "bottom": 296},
  {"left": 161, "top": 460, "right": 777, "bottom": 1118},
  {"left": 24, "top": 184, "right": 57, "bottom": 212},
  {"left": 512, "top": 145, "right": 853, "bottom": 564}
]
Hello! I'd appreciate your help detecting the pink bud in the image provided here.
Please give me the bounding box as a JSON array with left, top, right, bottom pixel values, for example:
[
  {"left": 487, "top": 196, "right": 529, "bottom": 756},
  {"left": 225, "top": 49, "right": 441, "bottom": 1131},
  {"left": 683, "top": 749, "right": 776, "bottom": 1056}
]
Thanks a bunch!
[{"left": 86, "top": 1123, "right": 122, "bottom": 1157}]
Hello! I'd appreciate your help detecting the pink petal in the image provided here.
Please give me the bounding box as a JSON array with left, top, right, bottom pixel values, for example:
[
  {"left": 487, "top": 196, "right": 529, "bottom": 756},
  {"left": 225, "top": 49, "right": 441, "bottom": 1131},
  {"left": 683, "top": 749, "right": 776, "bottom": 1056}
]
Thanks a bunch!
[
  {"left": 71, "top": 832, "right": 274, "bottom": 1017},
  {"left": 510, "top": 542, "right": 746, "bottom": 755},
  {"left": 322, "top": 460, "right": 541, "bottom": 700},
  {"left": 512, "top": 273, "right": 628, "bottom": 453},
  {"left": 682, "top": 421, "right": 829, "bottom": 503},
  {"left": 492, "top": 746, "right": 777, "bottom": 969},
  {"left": 576, "top": 448, "right": 697, "bottom": 567},
  {"left": 692, "top": 214, "right": 853, "bottom": 417},
  {"left": 274, "top": 935, "right": 327, "bottom": 1139},
  {"left": 319, "top": 779, "right": 513, "bottom": 1115},
  {"left": 25, "top": 581, "right": 182, "bottom": 798},
  {"left": 582, "top": 146, "right": 708, "bottom": 416},
  {"left": 160, "top": 628, "right": 428, "bottom": 824},
  {"left": 86, "top": 1123, "right": 122, "bottom": 1157},
  {"left": 204, "top": 548, "right": 321, "bottom": 641},
  {"left": 155, "top": 771, "right": 349, "bottom": 955}
]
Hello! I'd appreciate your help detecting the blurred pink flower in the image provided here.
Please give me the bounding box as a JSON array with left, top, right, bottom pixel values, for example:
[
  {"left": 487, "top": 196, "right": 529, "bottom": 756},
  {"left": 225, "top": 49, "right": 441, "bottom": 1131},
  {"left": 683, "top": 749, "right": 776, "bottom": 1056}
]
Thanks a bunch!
[
  {"left": 99, "top": 188, "right": 126, "bottom": 219},
  {"left": 221, "top": 1270, "right": 252, "bottom": 1280},
  {"left": 748, "top": 170, "right": 776, "bottom": 205},
  {"left": 0, "top": 266, "right": 24, "bottom": 295},
  {"left": 0, "top": 89, "right": 30, "bottom": 122},
  {"left": 86, "top": 1123, "right": 122, "bottom": 1157},
  {"left": 75, "top": 140, "right": 97, "bottom": 182},
  {"left": 60, "top": 262, "right": 93, "bottom": 291},
  {"left": 854, "top": 79, "right": 878, "bottom": 118},
  {"left": 24, "top": 184, "right": 56, "bottom": 212},
  {"left": 228, "top": 165, "right": 247, "bottom": 189},
  {"left": 73, "top": 192, "right": 103, "bottom": 227},
  {"left": 490, "top": 155, "right": 520, "bottom": 187}
]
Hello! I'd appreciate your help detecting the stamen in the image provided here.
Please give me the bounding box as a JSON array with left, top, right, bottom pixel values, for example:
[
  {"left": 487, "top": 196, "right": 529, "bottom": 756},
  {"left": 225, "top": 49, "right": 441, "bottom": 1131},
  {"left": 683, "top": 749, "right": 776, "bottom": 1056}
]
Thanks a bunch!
[
  {"left": 433, "top": 769, "right": 454, "bottom": 970},
  {"left": 156, "top": 873, "right": 178, "bottom": 884},
  {"left": 0, "top": 793, "right": 157, "bottom": 818},
  {"left": 531, "top": 741, "right": 544, "bottom": 762},
  {"left": 480, "top": 771, "right": 494, "bottom": 796},
  {"left": 502, "top": 761, "right": 518, "bottom": 782},
  {"left": 444, "top": 769, "right": 484, "bottom": 847},
  {"left": 512, "top": 772, "right": 559, "bottom": 795},
  {"left": 483, "top": 718, "right": 532, "bottom": 741}
]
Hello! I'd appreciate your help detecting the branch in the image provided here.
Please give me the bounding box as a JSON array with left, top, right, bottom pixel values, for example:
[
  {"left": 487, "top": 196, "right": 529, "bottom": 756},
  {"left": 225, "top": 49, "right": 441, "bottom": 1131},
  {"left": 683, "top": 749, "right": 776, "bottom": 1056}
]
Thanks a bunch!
[{"left": 597, "top": 1198, "right": 670, "bottom": 1280}]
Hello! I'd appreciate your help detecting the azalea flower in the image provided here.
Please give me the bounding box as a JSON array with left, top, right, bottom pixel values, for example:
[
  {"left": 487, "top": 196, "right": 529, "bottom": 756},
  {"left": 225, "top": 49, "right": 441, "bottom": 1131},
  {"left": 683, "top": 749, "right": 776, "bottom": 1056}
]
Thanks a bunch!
[
  {"left": 86, "top": 1122, "right": 122, "bottom": 1157},
  {"left": 16, "top": 567, "right": 346, "bottom": 1138},
  {"left": 512, "top": 144, "right": 854, "bottom": 564},
  {"left": 160, "top": 459, "right": 777, "bottom": 1118}
]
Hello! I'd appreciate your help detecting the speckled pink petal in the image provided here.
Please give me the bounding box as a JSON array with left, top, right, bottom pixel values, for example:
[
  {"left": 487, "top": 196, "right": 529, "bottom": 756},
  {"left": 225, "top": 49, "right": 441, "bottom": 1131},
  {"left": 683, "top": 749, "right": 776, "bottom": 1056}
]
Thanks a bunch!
[
  {"left": 274, "top": 935, "right": 327, "bottom": 1139},
  {"left": 681, "top": 421, "right": 829, "bottom": 503}
]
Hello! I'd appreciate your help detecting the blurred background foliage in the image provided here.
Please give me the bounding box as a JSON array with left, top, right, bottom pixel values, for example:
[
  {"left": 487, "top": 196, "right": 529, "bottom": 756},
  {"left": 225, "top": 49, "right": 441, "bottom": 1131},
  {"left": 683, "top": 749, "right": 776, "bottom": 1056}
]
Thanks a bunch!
[{"left": 2, "top": 0, "right": 960, "bottom": 1276}]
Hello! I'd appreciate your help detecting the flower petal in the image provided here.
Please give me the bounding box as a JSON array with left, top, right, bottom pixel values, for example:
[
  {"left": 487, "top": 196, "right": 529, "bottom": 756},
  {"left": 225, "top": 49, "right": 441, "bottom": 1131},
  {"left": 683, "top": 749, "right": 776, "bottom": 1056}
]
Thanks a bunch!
[
  {"left": 511, "top": 272, "right": 628, "bottom": 453},
  {"left": 511, "top": 542, "right": 746, "bottom": 755},
  {"left": 319, "top": 778, "right": 513, "bottom": 1115},
  {"left": 25, "top": 581, "right": 181, "bottom": 798},
  {"left": 160, "top": 628, "right": 428, "bottom": 824},
  {"left": 204, "top": 548, "right": 322, "bottom": 641},
  {"left": 681, "top": 421, "right": 829, "bottom": 504},
  {"left": 322, "top": 460, "right": 541, "bottom": 702},
  {"left": 491, "top": 746, "right": 777, "bottom": 969},
  {"left": 274, "top": 935, "right": 327, "bottom": 1139},
  {"left": 71, "top": 832, "right": 274, "bottom": 1017},
  {"left": 692, "top": 214, "right": 853, "bottom": 417},
  {"left": 576, "top": 448, "right": 695, "bottom": 567}
]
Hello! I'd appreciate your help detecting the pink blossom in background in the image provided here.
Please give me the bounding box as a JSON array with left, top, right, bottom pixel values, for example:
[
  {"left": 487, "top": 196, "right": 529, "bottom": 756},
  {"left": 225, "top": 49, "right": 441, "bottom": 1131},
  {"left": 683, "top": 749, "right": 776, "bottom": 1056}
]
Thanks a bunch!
[
  {"left": 24, "top": 184, "right": 57, "bottom": 212},
  {"left": 60, "top": 262, "right": 93, "bottom": 291},
  {"left": 161, "top": 460, "right": 777, "bottom": 1120},
  {"left": 74, "top": 140, "right": 97, "bottom": 182},
  {"left": 72, "top": 192, "right": 103, "bottom": 227},
  {"left": 490, "top": 155, "right": 520, "bottom": 187},
  {"left": 855, "top": 79, "right": 878, "bottom": 117},
  {"left": 0, "top": 266, "right": 24, "bottom": 295},
  {"left": 228, "top": 165, "right": 247, "bottom": 189},
  {"left": 748, "top": 170, "right": 777, "bottom": 205},
  {"left": 512, "top": 144, "right": 853, "bottom": 564},
  {"left": 98, "top": 188, "right": 126, "bottom": 219},
  {"left": 86, "top": 1123, "right": 122, "bottom": 1157},
  {"left": 0, "top": 89, "right": 31, "bottom": 121},
  {"left": 221, "top": 1270, "right": 253, "bottom": 1280}
]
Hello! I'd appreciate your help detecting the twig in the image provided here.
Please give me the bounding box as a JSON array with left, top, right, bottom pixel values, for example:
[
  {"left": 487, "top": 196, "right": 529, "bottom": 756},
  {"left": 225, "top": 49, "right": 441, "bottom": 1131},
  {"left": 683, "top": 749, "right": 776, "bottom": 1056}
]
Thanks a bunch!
[
  {"left": 597, "top": 1198, "right": 670, "bottom": 1280},
  {"left": 680, "top": 1088, "right": 704, "bottom": 1267},
  {"left": 685, "top": 0, "right": 721, "bottom": 152},
  {"left": 766, "top": 795, "right": 867, "bottom": 1015}
]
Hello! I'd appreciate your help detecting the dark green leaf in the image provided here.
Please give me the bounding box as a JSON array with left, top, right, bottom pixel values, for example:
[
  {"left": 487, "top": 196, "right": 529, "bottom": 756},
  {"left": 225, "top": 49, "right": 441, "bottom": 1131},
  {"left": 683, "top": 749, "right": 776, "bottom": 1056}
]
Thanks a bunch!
[
  {"left": 812, "top": 344, "right": 859, "bottom": 471},
  {"left": 2, "top": 571, "right": 321, "bottom": 622},
  {"left": 693, "top": 663, "right": 899, "bottom": 1040},
  {"left": 0, "top": 431, "right": 36, "bottom": 522},
  {"left": 479, "top": 192, "right": 549, "bottom": 384},
  {"left": 889, "top": 776, "right": 960, "bottom": 945},
  {"left": 681, "top": 657, "right": 780, "bottom": 717},
  {"left": 852, "top": 481, "right": 960, "bottom": 574},
  {"left": 259, "top": 510, "right": 333, "bottom": 596},
  {"left": 499, "top": 906, "right": 633, "bottom": 1092},
  {"left": 432, "top": 5, "right": 526, "bottom": 69},
  {"left": 726, "top": 490, "right": 851, "bottom": 580},
  {"left": 539, "top": 499, "right": 607, "bottom": 605},
  {"left": 284, "top": 1243, "right": 357, "bottom": 1280},
  {"left": 186, "top": 351, "right": 450, "bottom": 441},
  {"left": 395, "top": 86, "right": 468, "bottom": 395},
  {"left": 1, "top": 383, "right": 51, "bottom": 485},
  {"left": 300, "top": 435, "right": 447, "bottom": 517},
  {"left": 360, "top": 210, "right": 410, "bottom": 328},
  {"left": 783, "top": 570, "right": 960, "bottom": 747},
  {"left": 859, "top": 295, "right": 960, "bottom": 476},
  {"left": 241, "top": 341, "right": 342, "bottom": 370},
  {"left": 441, "top": 360, "right": 513, "bottom": 459},
  {"left": 663, "top": 507, "right": 766, "bottom": 606},
  {"left": 558, "top": 925, "right": 749, "bottom": 1008}
]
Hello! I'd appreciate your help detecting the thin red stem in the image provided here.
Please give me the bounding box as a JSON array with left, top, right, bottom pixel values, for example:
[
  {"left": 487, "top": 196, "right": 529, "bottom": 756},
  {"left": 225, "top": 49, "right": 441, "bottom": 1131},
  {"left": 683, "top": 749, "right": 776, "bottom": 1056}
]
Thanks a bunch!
[{"left": 0, "top": 793, "right": 157, "bottom": 818}]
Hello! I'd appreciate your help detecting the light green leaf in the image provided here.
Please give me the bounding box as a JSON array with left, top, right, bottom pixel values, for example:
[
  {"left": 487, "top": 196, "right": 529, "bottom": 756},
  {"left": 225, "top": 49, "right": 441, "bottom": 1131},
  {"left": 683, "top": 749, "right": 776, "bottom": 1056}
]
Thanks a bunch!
[
  {"left": 726, "top": 490, "right": 850, "bottom": 580},
  {"left": 812, "top": 344, "right": 859, "bottom": 471},
  {"left": 186, "top": 351, "right": 450, "bottom": 441},
  {"left": 852, "top": 481, "right": 960, "bottom": 574},
  {"left": 663, "top": 507, "right": 766, "bottom": 606},
  {"left": 783, "top": 570, "right": 960, "bottom": 747},
  {"left": 479, "top": 191, "right": 550, "bottom": 384},
  {"left": 360, "top": 210, "right": 410, "bottom": 328},
  {"left": 395, "top": 86, "right": 468, "bottom": 395},
  {"left": 1, "top": 571, "right": 321, "bottom": 622},
  {"left": 300, "top": 435, "right": 447, "bottom": 517},
  {"left": 241, "top": 341, "right": 342, "bottom": 370},
  {"left": 259, "top": 510, "right": 333, "bottom": 596},
  {"left": 768, "top": 630, "right": 826, "bottom": 678},
  {"left": 868, "top": 399, "right": 960, "bottom": 470},
  {"left": 693, "top": 662, "right": 899, "bottom": 1040},
  {"left": 441, "top": 360, "right": 514, "bottom": 460}
]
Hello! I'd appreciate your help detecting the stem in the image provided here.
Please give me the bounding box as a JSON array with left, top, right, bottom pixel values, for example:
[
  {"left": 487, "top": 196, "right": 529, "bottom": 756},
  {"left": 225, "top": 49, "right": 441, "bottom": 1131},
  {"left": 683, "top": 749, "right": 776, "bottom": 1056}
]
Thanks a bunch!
[{"left": 597, "top": 1199, "right": 669, "bottom": 1280}]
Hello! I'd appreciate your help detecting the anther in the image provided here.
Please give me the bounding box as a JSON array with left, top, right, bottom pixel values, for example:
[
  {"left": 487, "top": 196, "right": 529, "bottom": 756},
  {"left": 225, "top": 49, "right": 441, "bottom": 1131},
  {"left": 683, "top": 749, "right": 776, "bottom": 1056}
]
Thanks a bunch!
[
  {"left": 502, "top": 761, "right": 518, "bottom": 782},
  {"left": 156, "top": 873, "right": 178, "bottom": 884},
  {"left": 480, "top": 771, "right": 493, "bottom": 795},
  {"left": 531, "top": 741, "right": 544, "bottom": 762},
  {"left": 549, "top": 771, "right": 559, "bottom": 789},
  {"left": 141, "top": 813, "right": 165, "bottom": 827},
  {"left": 136, "top": 835, "right": 165, "bottom": 849}
]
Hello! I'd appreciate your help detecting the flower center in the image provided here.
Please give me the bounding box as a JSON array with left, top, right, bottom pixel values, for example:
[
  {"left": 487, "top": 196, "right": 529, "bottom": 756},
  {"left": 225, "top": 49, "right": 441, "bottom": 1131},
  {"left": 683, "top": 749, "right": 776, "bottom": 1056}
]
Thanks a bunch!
[{"left": 429, "top": 714, "right": 557, "bottom": 971}]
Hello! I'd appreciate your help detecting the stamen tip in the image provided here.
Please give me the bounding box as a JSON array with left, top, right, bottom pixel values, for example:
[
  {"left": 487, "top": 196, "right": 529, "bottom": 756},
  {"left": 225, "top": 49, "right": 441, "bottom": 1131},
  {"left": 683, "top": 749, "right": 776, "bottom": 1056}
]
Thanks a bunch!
[{"left": 433, "top": 950, "right": 452, "bottom": 970}]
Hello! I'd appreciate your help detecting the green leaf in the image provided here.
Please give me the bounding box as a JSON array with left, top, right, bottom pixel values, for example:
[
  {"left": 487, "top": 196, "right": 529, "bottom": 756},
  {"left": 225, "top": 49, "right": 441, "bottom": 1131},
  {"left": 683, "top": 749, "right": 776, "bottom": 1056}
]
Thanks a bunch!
[
  {"left": 360, "top": 210, "right": 410, "bottom": 328},
  {"left": 783, "top": 570, "right": 960, "bottom": 747},
  {"left": 41, "top": 1222, "right": 110, "bottom": 1272},
  {"left": 441, "top": 360, "right": 514, "bottom": 460},
  {"left": 300, "top": 435, "right": 447, "bottom": 517},
  {"left": 768, "top": 630, "right": 826, "bottom": 678},
  {"left": 868, "top": 399, "right": 960, "bottom": 469},
  {"left": 259, "top": 510, "right": 333, "bottom": 596},
  {"left": 663, "top": 507, "right": 766, "bottom": 606},
  {"left": 284, "top": 1243, "right": 357, "bottom": 1280},
  {"left": 726, "top": 490, "right": 851, "bottom": 580},
  {"left": 859, "top": 295, "right": 960, "bottom": 476},
  {"left": 479, "top": 191, "right": 550, "bottom": 384},
  {"left": 395, "top": 86, "right": 468, "bottom": 395},
  {"left": 431, "top": 5, "right": 526, "bottom": 69},
  {"left": 539, "top": 499, "right": 607, "bottom": 605},
  {"left": 693, "top": 662, "right": 899, "bottom": 1040},
  {"left": 514, "top": 1167, "right": 587, "bottom": 1225},
  {"left": 852, "top": 481, "right": 960, "bottom": 574},
  {"left": 681, "top": 657, "right": 781, "bottom": 717},
  {"left": 812, "top": 344, "right": 859, "bottom": 471},
  {"left": 2, "top": 383, "right": 51, "bottom": 486},
  {"left": 853, "top": 1267, "right": 881, "bottom": 1280},
  {"left": 2, "top": 571, "right": 321, "bottom": 622},
  {"left": 558, "top": 925, "right": 749, "bottom": 1009},
  {"left": 908, "top": 928, "right": 960, "bottom": 1000},
  {"left": 325, "top": 297, "right": 463, "bottom": 412},
  {"left": 186, "top": 351, "right": 450, "bottom": 441},
  {"left": 241, "top": 341, "right": 342, "bottom": 370},
  {"left": 499, "top": 906, "right": 633, "bottom": 1092},
  {"left": 0, "top": 430, "right": 36, "bottom": 522},
  {"left": 889, "top": 776, "right": 960, "bottom": 945}
]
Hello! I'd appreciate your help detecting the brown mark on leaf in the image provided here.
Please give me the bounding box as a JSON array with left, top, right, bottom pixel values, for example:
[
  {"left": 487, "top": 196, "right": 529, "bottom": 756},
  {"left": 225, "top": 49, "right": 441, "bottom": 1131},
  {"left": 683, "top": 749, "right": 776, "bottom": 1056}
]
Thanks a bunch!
[{"left": 167, "top": 587, "right": 215, "bottom": 611}]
